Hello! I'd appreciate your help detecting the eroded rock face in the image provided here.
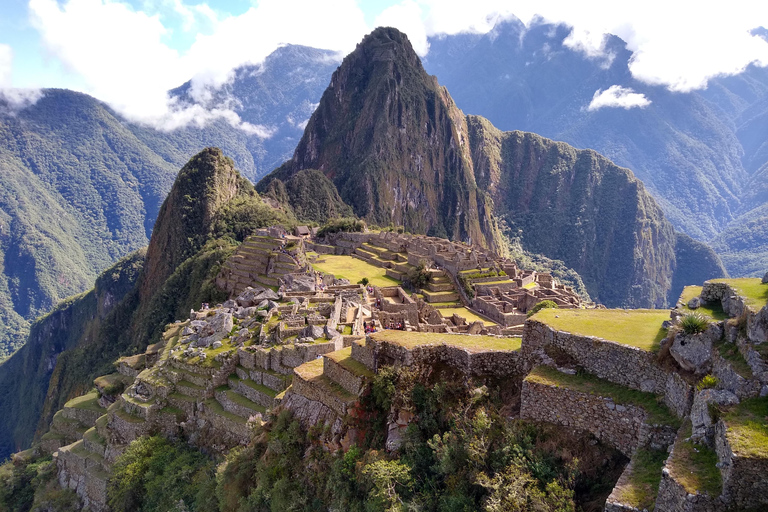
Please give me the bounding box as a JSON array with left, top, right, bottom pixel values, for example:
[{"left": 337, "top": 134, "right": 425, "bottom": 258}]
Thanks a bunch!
[
  {"left": 670, "top": 323, "right": 723, "bottom": 375},
  {"left": 690, "top": 388, "right": 738, "bottom": 444}
]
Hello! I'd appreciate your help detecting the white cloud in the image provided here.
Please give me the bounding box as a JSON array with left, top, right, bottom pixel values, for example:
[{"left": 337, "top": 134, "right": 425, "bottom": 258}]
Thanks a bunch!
[
  {"left": 374, "top": 1, "right": 429, "bottom": 55},
  {"left": 587, "top": 85, "right": 651, "bottom": 111},
  {"left": 0, "top": 44, "right": 45, "bottom": 111},
  {"left": 27, "top": 0, "right": 367, "bottom": 131}
]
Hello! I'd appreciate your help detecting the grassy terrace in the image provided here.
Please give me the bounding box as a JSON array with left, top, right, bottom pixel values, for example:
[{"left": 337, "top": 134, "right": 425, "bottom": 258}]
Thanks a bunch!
[
  {"left": 65, "top": 391, "right": 103, "bottom": 412},
  {"left": 438, "top": 307, "right": 496, "bottom": 325},
  {"left": 531, "top": 308, "right": 669, "bottom": 352},
  {"left": 721, "top": 396, "right": 768, "bottom": 458},
  {"left": 526, "top": 366, "right": 680, "bottom": 427},
  {"left": 370, "top": 330, "right": 521, "bottom": 352},
  {"left": 677, "top": 286, "right": 727, "bottom": 320},
  {"left": 714, "top": 338, "right": 753, "bottom": 378},
  {"left": 326, "top": 347, "right": 374, "bottom": 378},
  {"left": 614, "top": 447, "right": 668, "bottom": 510},
  {"left": 709, "top": 278, "right": 768, "bottom": 309},
  {"left": 311, "top": 254, "right": 400, "bottom": 287},
  {"left": 668, "top": 421, "right": 721, "bottom": 496}
]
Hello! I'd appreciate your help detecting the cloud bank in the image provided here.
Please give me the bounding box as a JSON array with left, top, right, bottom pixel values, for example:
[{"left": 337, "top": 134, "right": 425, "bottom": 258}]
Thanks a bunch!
[
  {"left": 11, "top": 0, "right": 768, "bottom": 130},
  {"left": 587, "top": 85, "right": 651, "bottom": 111}
]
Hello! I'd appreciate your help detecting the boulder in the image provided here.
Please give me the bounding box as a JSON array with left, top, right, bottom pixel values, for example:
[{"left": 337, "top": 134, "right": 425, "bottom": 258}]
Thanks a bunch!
[
  {"left": 467, "top": 321, "right": 484, "bottom": 335},
  {"left": 687, "top": 296, "right": 701, "bottom": 309},
  {"left": 304, "top": 325, "right": 325, "bottom": 340},
  {"left": 212, "top": 341, "right": 223, "bottom": 349},
  {"left": 690, "top": 389, "right": 738, "bottom": 444},
  {"left": 222, "top": 299, "right": 237, "bottom": 310},
  {"left": 325, "top": 326, "right": 341, "bottom": 339},
  {"left": 255, "top": 289, "right": 280, "bottom": 301},
  {"left": 669, "top": 323, "right": 722, "bottom": 375},
  {"left": 234, "top": 306, "right": 257, "bottom": 320},
  {"left": 197, "top": 311, "right": 234, "bottom": 347},
  {"left": 236, "top": 286, "right": 267, "bottom": 307},
  {"left": 284, "top": 273, "right": 316, "bottom": 292}
]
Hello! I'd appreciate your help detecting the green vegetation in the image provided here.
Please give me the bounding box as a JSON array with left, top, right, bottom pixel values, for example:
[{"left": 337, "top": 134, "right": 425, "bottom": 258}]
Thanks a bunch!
[
  {"left": 316, "top": 217, "right": 366, "bottom": 237},
  {"left": 108, "top": 435, "right": 217, "bottom": 512},
  {"left": 404, "top": 263, "right": 431, "bottom": 290},
  {"left": 532, "top": 308, "right": 669, "bottom": 352},
  {"left": 667, "top": 421, "right": 721, "bottom": 496},
  {"left": 680, "top": 312, "right": 710, "bottom": 335},
  {"left": 438, "top": 307, "right": 496, "bottom": 325},
  {"left": 527, "top": 300, "right": 559, "bottom": 318},
  {"left": 326, "top": 347, "right": 374, "bottom": 378},
  {"left": 215, "top": 365, "right": 624, "bottom": 511},
  {"left": 64, "top": 391, "right": 102, "bottom": 412},
  {"left": 526, "top": 366, "right": 680, "bottom": 427},
  {"left": 613, "top": 447, "right": 667, "bottom": 510},
  {"left": 263, "top": 169, "right": 353, "bottom": 223},
  {"left": 709, "top": 278, "right": 768, "bottom": 309},
  {"left": 696, "top": 374, "right": 719, "bottom": 391},
  {"left": 371, "top": 330, "right": 522, "bottom": 352},
  {"left": 714, "top": 339, "right": 753, "bottom": 378},
  {"left": 0, "top": 455, "right": 79, "bottom": 512},
  {"left": 677, "top": 286, "right": 727, "bottom": 320},
  {"left": 311, "top": 254, "right": 399, "bottom": 287},
  {"left": 720, "top": 396, "right": 768, "bottom": 458}
]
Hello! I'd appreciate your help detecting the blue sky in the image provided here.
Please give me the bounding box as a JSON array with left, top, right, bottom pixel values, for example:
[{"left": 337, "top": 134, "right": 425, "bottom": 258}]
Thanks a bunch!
[{"left": 1, "top": 0, "right": 766, "bottom": 129}]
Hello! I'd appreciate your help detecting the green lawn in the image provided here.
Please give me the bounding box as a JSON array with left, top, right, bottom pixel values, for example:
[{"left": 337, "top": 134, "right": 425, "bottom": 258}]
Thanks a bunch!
[
  {"left": 526, "top": 366, "right": 680, "bottom": 427},
  {"left": 668, "top": 421, "right": 721, "bottom": 496},
  {"left": 709, "top": 278, "right": 768, "bottom": 309},
  {"left": 65, "top": 391, "right": 103, "bottom": 412},
  {"left": 721, "top": 396, "right": 768, "bottom": 458},
  {"left": 438, "top": 307, "right": 496, "bottom": 325},
  {"left": 531, "top": 308, "right": 669, "bottom": 352},
  {"left": 614, "top": 447, "right": 668, "bottom": 510},
  {"left": 370, "top": 330, "right": 521, "bottom": 352},
  {"left": 311, "top": 255, "right": 400, "bottom": 287},
  {"left": 677, "top": 286, "right": 727, "bottom": 320}
]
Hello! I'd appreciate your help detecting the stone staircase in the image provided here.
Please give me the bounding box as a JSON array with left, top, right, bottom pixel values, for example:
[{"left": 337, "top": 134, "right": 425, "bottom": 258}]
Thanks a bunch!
[
  {"left": 421, "top": 270, "right": 460, "bottom": 303},
  {"left": 217, "top": 236, "right": 305, "bottom": 295}
]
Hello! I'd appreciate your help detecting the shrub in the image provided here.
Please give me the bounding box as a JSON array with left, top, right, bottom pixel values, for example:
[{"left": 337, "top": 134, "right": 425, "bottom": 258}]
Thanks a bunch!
[
  {"left": 697, "top": 374, "right": 719, "bottom": 391},
  {"left": 404, "top": 262, "right": 431, "bottom": 290},
  {"left": 680, "top": 313, "right": 709, "bottom": 335},
  {"left": 527, "top": 300, "right": 559, "bottom": 318},
  {"left": 358, "top": 277, "right": 370, "bottom": 286},
  {"left": 317, "top": 217, "right": 366, "bottom": 237}
]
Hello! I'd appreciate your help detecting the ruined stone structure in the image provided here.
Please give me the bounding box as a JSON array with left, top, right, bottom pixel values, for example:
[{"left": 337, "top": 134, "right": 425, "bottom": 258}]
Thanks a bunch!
[{"left": 39, "top": 233, "right": 768, "bottom": 512}]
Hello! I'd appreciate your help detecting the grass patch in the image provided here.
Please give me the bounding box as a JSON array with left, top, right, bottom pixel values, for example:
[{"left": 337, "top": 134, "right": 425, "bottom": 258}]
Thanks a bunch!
[
  {"left": 64, "top": 391, "right": 103, "bottom": 412},
  {"left": 714, "top": 339, "right": 753, "bottom": 379},
  {"left": 294, "top": 358, "right": 324, "bottom": 379},
  {"left": 532, "top": 308, "right": 669, "bottom": 352},
  {"left": 230, "top": 375, "right": 278, "bottom": 398},
  {"left": 720, "top": 396, "right": 768, "bottom": 458},
  {"left": 341, "top": 325, "right": 353, "bottom": 335},
  {"left": 668, "top": 421, "right": 721, "bottom": 496},
  {"left": 203, "top": 398, "right": 247, "bottom": 424},
  {"left": 677, "top": 286, "right": 727, "bottom": 320},
  {"left": 614, "top": 447, "right": 667, "bottom": 509},
  {"left": 371, "top": 330, "right": 521, "bottom": 352},
  {"left": 438, "top": 307, "right": 496, "bottom": 325},
  {"left": 83, "top": 427, "right": 106, "bottom": 447},
  {"left": 312, "top": 254, "right": 400, "bottom": 287},
  {"left": 709, "top": 278, "right": 768, "bottom": 309},
  {"left": 526, "top": 366, "right": 680, "bottom": 427},
  {"left": 326, "top": 347, "right": 374, "bottom": 378},
  {"left": 115, "top": 408, "right": 146, "bottom": 424},
  {"left": 169, "top": 392, "right": 197, "bottom": 403}
]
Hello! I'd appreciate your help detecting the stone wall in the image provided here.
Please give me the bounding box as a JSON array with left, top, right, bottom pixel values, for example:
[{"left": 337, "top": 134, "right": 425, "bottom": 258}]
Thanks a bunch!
[
  {"left": 281, "top": 390, "right": 344, "bottom": 435},
  {"left": 369, "top": 337, "right": 526, "bottom": 378},
  {"left": 520, "top": 378, "right": 677, "bottom": 457},
  {"left": 323, "top": 357, "right": 365, "bottom": 396},
  {"left": 56, "top": 444, "right": 108, "bottom": 512},
  {"left": 523, "top": 320, "right": 693, "bottom": 417},
  {"left": 714, "top": 419, "right": 768, "bottom": 510}
]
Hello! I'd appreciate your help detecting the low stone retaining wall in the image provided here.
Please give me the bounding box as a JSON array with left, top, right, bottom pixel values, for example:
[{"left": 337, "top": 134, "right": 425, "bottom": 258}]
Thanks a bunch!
[
  {"left": 714, "top": 419, "right": 768, "bottom": 510},
  {"left": 323, "top": 357, "right": 366, "bottom": 396},
  {"left": 371, "top": 338, "right": 526, "bottom": 378},
  {"left": 291, "top": 373, "right": 350, "bottom": 417},
  {"left": 57, "top": 442, "right": 108, "bottom": 512},
  {"left": 523, "top": 320, "right": 693, "bottom": 417},
  {"left": 520, "top": 379, "right": 677, "bottom": 457},
  {"left": 655, "top": 464, "right": 724, "bottom": 512},
  {"left": 281, "top": 391, "right": 344, "bottom": 434}
]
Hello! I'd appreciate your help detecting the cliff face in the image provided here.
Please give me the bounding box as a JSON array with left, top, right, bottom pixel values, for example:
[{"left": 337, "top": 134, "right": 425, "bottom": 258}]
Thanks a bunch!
[{"left": 260, "top": 27, "right": 498, "bottom": 249}]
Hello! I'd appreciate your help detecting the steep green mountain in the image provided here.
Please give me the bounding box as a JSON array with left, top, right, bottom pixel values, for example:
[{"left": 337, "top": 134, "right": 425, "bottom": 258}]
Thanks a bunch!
[
  {"left": 0, "top": 46, "right": 336, "bottom": 359},
  {"left": 0, "top": 148, "right": 291, "bottom": 459},
  {"left": 259, "top": 28, "right": 499, "bottom": 250},
  {"left": 0, "top": 91, "right": 178, "bottom": 359},
  {"left": 263, "top": 169, "right": 353, "bottom": 222},
  {"left": 260, "top": 27, "right": 724, "bottom": 307}
]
